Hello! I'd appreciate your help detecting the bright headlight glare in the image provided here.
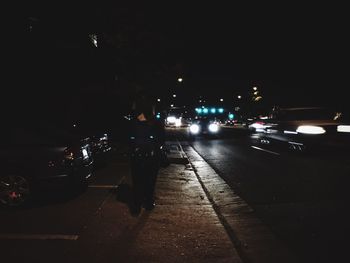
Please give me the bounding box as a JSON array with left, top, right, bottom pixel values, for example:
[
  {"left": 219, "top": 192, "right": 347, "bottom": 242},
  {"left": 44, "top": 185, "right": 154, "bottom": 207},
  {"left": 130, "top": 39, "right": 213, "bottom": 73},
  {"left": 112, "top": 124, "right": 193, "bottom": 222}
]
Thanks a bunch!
[
  {"left": 296, "top": 125, "right": 326, "bottom": 134},
  {"left": 175, "top": 118, "right": 182, "bottom": 127},
  {"left": 251, "top": 123, "right": 265, "bottom": 129},
  {"left": 337, "top": 125, "right": 350, "bottom": 133},
  {"left": 190, "top": 124, "right": 200, "bottom": 134},
  {"left": 208, "top": 123, "right": 219, "bottom": 133},
  {"left": 167, "top": 116, "right": 176, "bottom": 123}
]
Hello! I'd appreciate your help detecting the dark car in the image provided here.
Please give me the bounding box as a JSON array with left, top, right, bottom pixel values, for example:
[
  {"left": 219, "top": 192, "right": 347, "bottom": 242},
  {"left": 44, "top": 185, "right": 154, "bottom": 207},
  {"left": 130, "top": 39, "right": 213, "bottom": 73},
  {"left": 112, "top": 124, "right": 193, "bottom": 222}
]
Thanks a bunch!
[
  {"left": 69, "top": 124, "right": 112, "bottom": 163},
  {"left": 188, "top": 117, "right": 221, "bottom": 138},
  {"left": 224, "top": 119, "right": 237, "bottom": 126},
  {"left": 254, "top": 107, "right": 350, "bottom": 152},
  {"left": 89, "top": 132, "right": 111, "bottom": 157},
  {"left": 0, "top": 126, "right": 94, "bottom": 207}
]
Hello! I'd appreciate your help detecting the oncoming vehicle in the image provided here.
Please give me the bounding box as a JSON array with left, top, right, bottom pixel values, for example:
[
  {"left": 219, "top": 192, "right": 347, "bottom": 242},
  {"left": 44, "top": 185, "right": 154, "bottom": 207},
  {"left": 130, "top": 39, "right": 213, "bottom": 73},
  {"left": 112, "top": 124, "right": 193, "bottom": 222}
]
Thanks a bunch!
[
  {"left": 255, "top": 107, "right": 350, "bottom": 152},
  {"left": 188, "top": 117, "right": 221, "bottom": 138},
  {"left": 165, "top": 107, "right": 191, "bottom": 128}
]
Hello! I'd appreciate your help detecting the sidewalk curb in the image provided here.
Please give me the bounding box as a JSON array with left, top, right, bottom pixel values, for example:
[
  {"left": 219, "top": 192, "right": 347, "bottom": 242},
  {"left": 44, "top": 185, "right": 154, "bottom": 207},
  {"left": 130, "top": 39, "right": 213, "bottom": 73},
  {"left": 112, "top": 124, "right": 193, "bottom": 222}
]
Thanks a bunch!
[
  {"left": 165, "top": 142, "right": 189, "bottom": 165},
  {"left": 180, "top": 143, "right": 299, "bottom": 263}
]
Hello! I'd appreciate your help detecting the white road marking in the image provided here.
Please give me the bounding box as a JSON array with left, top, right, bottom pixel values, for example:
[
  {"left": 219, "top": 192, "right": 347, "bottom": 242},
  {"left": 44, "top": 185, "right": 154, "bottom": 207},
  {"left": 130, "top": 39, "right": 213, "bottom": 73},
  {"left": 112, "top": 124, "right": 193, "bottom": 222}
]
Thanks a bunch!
[
  {"left": 0, "top": 234, "right": 79, "bottom": 240},
  {"left": 251, "top": 146, "right": 281, "bottom": 156}
]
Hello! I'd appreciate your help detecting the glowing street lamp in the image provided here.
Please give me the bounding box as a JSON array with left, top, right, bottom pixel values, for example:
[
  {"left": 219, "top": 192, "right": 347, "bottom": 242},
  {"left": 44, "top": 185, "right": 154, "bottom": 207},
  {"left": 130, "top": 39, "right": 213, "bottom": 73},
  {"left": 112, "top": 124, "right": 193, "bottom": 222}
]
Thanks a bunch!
[
  {"left": 177, "top": 78, "right": 183, "bottom": 83},
  {"left": 237, "top": 95, "right": 242, "bottom": 99},
  {"left": 253, "top": 86, "right": 258, "bottom": 91},
  {"left": 157, "top": 98, "right": 161, "bottom": 102}
]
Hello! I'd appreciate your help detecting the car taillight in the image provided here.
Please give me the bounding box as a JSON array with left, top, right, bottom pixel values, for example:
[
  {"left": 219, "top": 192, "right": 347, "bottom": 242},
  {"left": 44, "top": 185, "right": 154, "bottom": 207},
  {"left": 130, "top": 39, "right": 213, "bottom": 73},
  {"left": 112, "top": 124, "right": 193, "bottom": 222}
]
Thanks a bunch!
[{"left": 64, "top": 148, "right": 75, "bottom": 161}]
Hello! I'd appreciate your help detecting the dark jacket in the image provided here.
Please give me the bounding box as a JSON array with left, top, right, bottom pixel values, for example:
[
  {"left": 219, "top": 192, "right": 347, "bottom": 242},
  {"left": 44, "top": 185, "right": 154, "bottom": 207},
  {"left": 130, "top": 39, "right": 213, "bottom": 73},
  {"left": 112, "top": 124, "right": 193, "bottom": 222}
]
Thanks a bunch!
[{"left": 128, "top": 118, "right": 165, "bottom": 158}]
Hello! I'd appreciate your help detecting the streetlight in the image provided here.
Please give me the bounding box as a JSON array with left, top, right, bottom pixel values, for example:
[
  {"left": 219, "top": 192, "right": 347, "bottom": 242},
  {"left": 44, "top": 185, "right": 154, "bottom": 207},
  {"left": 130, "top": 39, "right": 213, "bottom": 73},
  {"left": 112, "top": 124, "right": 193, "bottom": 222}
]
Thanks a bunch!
[
  {"left": 220, "top": 98, "right": 224, "bottom": 102},
  {"left": 157, "top": 98, "right": 161, "bottom": 102},
  {"left": 237, "top": 95, "right": 242, "bottom": 99},
  {"left": 173, "top": 94, "right": 177, "bottom": 98},
  {"left": 253, "top": 86, "right": 258, "bottom": 91},
  {"left": 177, "top": 77, "right": 183, "bottom": 83}
]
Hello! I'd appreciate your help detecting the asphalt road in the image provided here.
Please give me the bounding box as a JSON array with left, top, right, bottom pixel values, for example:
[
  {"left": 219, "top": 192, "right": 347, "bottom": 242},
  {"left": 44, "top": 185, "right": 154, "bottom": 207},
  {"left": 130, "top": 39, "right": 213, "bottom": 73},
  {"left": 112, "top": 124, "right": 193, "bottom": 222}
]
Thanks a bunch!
[{"left": 168, "top": 126, "right": 350, "bottom": 263}]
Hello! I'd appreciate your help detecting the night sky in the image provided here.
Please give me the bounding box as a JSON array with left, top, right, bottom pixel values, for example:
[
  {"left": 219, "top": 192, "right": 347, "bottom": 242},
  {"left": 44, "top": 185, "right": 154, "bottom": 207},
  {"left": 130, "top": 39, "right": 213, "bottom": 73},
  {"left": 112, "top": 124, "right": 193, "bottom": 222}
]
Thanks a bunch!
[{"left": 11, "top": 3, "right": 350, "bottom": 120}]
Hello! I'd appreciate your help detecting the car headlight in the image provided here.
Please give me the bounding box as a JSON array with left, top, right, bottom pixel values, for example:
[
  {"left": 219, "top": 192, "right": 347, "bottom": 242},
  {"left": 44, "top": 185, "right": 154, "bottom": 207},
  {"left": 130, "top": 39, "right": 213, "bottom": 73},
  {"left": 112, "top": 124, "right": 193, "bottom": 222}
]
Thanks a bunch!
[
  {"left": 296, "top": 125, "right": 326, "bottom": 134},
  {"left": 175, "top": 118, "right": 182, "bottom": 127},
  {"left": 167, "top": 116, "right": 176, "bottom": 123},
  {"left": 208, "top": 123, "right": 219, "bottom": 133},
  {"left": 337, "top": 125, "right": 350, "bottom": 133},
  {"left": 190, "top": 124, "right": 200, "bottom": 134}
]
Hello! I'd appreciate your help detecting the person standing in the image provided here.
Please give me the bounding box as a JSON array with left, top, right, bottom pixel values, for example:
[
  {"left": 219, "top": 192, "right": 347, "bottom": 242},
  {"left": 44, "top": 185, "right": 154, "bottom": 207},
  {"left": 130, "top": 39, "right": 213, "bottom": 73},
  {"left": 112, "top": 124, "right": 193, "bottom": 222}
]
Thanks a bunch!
[{"left": 128, "top": 92, "right": 165, "bottom": 215}]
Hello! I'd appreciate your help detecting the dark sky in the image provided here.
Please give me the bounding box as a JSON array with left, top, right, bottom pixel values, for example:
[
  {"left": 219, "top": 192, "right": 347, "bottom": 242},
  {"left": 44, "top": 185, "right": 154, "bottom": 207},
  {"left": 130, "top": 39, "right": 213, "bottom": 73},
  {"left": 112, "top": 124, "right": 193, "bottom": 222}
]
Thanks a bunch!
[
  {"left": 18, "top": 3, "right": 350, "bottom": 110},
  {"left": 181, "top": 4, "right": 348, "bottom": 108}
]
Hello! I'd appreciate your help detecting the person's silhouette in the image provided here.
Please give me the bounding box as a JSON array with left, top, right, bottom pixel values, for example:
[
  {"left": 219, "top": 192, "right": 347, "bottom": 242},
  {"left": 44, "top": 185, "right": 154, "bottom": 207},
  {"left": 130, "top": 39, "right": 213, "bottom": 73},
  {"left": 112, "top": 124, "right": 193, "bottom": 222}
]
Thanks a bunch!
[{"left": 128, "top": 91, "right": 165, "bottom": 215}]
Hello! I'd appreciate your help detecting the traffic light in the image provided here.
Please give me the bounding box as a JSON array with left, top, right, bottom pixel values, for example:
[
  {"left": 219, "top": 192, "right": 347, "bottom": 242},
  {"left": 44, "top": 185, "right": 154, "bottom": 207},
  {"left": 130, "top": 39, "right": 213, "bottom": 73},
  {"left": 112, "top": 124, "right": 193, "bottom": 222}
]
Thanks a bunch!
[{"left": 195, "top": 107, "right": 225, "bottom": 115}]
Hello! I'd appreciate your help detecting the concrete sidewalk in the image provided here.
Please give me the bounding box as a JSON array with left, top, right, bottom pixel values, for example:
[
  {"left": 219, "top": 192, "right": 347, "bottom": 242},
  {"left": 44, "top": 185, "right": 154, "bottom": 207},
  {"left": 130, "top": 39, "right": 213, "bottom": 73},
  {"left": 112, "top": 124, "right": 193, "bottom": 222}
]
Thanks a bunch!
[{"left": 64, "top": 141, "right": 297, "bottom": 263}]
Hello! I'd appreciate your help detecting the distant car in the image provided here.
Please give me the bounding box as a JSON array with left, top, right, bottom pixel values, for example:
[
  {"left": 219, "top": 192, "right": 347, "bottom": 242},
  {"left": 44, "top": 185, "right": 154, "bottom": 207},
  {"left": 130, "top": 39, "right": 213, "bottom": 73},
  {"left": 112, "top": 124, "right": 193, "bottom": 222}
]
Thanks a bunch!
[
  {"left": 225, "top": 119, "right": 237, "bottom": 126},
  {"left": 255, "top": 107, "right": 350, "bottom": 152},
  {"left": 165, "top": 115, "right": 184, "bottom": 128},
  {"left": 0, "top": 127, "right": 94, "bottom": 207},
  {"left": 188, "top": 118, "right": 221, "bottom": 138}
]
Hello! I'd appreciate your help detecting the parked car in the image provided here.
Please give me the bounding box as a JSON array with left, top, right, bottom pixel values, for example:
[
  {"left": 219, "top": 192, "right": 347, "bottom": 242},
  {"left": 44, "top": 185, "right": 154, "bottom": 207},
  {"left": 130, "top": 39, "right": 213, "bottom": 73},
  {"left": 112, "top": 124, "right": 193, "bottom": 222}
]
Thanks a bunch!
[
  {"left": 254, "top": 107, "right": 350, "bottom": 152},
  {"left": 70, "top": 124, "right": 112, "bottom": 163},
  {"left": 89, "top": 132, "right": 111, "bottom": 157},
  {"left": 0, "top": 126, "right": 94, "bottom": 207}
]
